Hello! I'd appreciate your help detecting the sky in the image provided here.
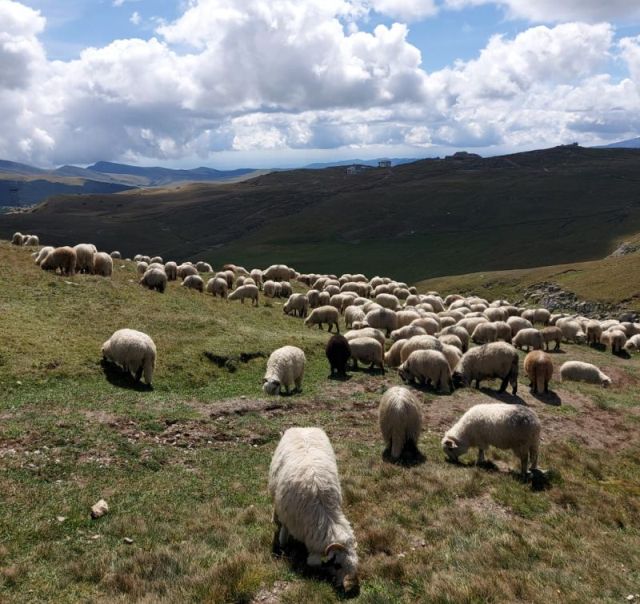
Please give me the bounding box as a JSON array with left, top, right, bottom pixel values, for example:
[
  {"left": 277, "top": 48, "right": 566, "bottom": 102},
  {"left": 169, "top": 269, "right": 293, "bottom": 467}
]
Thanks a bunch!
[{"left": 1, "top": 0, "right": 640, "bottom": 169}]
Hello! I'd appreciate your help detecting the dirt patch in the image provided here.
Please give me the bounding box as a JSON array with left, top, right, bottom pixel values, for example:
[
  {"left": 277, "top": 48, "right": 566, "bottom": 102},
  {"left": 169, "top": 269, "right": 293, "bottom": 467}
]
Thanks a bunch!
[
  {"left": 456, "top": 494, "right": 513, "bottom": 520},
  {"left": 251, "top": 581, "right": 290, "bottom": 604}
]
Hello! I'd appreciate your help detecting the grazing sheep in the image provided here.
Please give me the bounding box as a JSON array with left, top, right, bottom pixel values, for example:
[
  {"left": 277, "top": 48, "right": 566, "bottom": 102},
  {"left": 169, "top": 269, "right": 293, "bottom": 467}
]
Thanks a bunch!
[
  {"left": 263, "top": 346, "right": 306, "bottom": 395},
  {"left": 74, "top": 243, "right": 97, "bottom": 274},
  {"left": 196, "top": 261, "right": 213, "bottom": 273},
  {"left": 384, "top": 339, "right": 407, "bottom": 368},
  {"left": 540, "top": 326, "right": 562, "bottom": 352},
  {"left": 364, "top": 308, "right": 398, "bottom": 337},
  {"left": 438, "top": 333, "right": 463, "bottom": 351},
  {"left": 326, "top": 335, "right": 351, "bottom": 377},
  {"left": 177, "top": 263, "right": 198, "bottom": 279},
  {"left": 40, "top": 246, "right": 77, "bottom": 276},
  {"left": 307, "top": 289, "right": 321, "bottom": 309},
  {"left": 164, "top": 261, "right": 177, "bottom": 281},
  {"left": 101, "top": 328, "right": 156, "bottom": 385},
  {"left": 137, "top": 261, "right": 149, "bottom": 275},
  {"left": 453, "top": 342, "right": 519, "bottom": 394},
  {"left": 624, "top": 334, "right": 640, "bottom": 353},
  {"left": 110, "top": 251, "right": 122, "bottom": 259},
  {"left": 150, "top": 256, "right": 163, "bottom": 265},
  {"left": 348, "top": 337, "right": 384, "bottom": 372},
  {"left": 600, "top": 329, "right": 627, "bottom": 354},
  {"left": 35, "top": 246, "right": 54, "bottom": 265},
  {"left": 305, "top": 306, "right": 340, "bottom": 332},
  {"left": 399, "top": 349, "right": 452, "bottom": 393},
  {"left": 522, "top": 308, "right": 551, "bottom": 326},
  {"left": 345, "top": 306, "right": 366, "bottom": 329},
  {"left": 391, "top": 325, "right": 427, "bottom": 342},
  {"left": 439, "top": 325, "right": 470, "bottom": 352},
  {"left": 140, "top": 268, "right": 167, "bottom": 293},
  {"left": 379, "top": 387, "right": 421, "bottom": 460},
  {"left": 560, "top": 361, "right": 611, "bottom": 387},
  {"left": 399, "top": 335, "right": 443, "bottom": 364},
  {"left": 11, "top": 232, "right": 25, "bottom": 245},
  {"left": 584, "top": 320, "right": 602, "bottom": 346},
  {"left": 395, "top": 310, "right": 421, "bottom": 328},
  {"left": 182, "top": 274, "right": 204, "bottom": 292},
  {"left": 559, "top": 320, "right": 587, "bottom": 344},
  {"left": 269, "top": 428, "right": 359, "bottom": 593},
  {"left": 23, "top": 235, "right": 39, "bottom": 246},
  {"left": 471, "top": 322, "right": 498, "bottom": 345},
  {"left": 93, "top": 252, "right": 113, "bottom": 277},
  {"left": 524, "top": 350, "right": 553, "bottom": 394},
  {"left": 279, "top": 282, "right": 293, "bottom": 298},
  {"left": 457, "top": 316, "right": 489, "bottom": 336},
  {"left": 263, "top": 264, "right": 292, "bottom": 282},
  {"left": 513, "top": 328, "right": 544, "bottom": 352},
  {"left": 344, "top": 328, "right": 386, "bottom": 347},
  {"left": 206, "top": 277, "right": 228, "bottom": 298},
  {"left": 283, "top": 294, "right": 309, "bottom": 318},
  {"left": 442, "top": 403, "right": 541, "bottom": 479},
  {"left": 263, "top": 280, "right": 280, "bottom": 298},
  {"left": 411, "top": 317, "right": 440, "bottom": 335},
  {"left": 228, "top": 284, "right": 259, "bottom": 306},
  {"left": 441, "top": 343, "right": 463, "bottom": 372}
]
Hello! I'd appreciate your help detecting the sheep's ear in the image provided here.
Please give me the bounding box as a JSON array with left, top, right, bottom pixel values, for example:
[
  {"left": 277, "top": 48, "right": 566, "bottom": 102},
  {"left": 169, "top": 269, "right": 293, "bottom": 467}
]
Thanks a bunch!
[
  {"left": 324, "top": 543, "right": 346, "bottom": 561},
  {"left": 443, "top": 438, "right": 456, "bottom": 449}
]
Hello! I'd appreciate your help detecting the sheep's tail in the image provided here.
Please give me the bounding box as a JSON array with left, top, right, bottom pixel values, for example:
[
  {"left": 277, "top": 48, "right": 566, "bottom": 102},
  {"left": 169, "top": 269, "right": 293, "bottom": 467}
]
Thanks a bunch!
[
  {"left": 143, "top": 353, "right": 155, "bottom": 385},
  {"left": 390, "top": 424, "right": 406, "bottom": 459},
  {"left": 535, "top": 368, "right": 545, "bottom": 394}
]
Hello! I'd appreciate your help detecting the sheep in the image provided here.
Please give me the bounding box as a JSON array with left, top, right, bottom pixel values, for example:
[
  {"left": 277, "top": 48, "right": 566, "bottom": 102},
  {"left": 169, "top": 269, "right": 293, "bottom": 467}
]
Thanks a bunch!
[
  {"left": 101, "top": 328, "right": 156, "bottom": 385},
  {"left": 395, "top": 310, "right": 421, "bottom": 328},
  {"left": 93, "top": 252, "right": 113, "bottom": 277},
  {"left": 34, "top": 246, "right": 54, "bottom": 265},
  {"left": 471, "top": 322, "right": 498, "bottom": 345},
  {"left": 110, "top": 251, "right": 122, "bottom": 259},
  {"left": 457, "top": 316, "right": 489, "bottom": 336},
  {"left": 140, "top": 268, "right": 167, "bottom": 293},
  {"left": 182, "top": 274, "right": 204, "bottom": 292},
  {"left": 206, "top": 277, "right": 228, "bottom": 298},
  {"left": 390, "top": 325, "right": 427, "bottom": 342},
  {"left": 162, "top": 261, "right": 177, "bottom": 281},
  {"left": 374, "top": 293, "right": 400, "bottom": 311},
  {"left": 74, "top": 243, "right": 96, "bottom": 274},
  {"left": 11, "top": 232, "right": 24, "bottom": 245},
  {"left": 228, "top": 284, "right": 259, "bottom": 306},
  {"left": 441, "top": 343, "right": 463, "bottom": 372},
  {"left": 40, "top": 246, "right": 77, "bottom": 276},
  {"left": 263, "top": 280, "right": 280, "bottom": 298},
  {"left": 348, "top": 337, "right": 384, "bottom": 372},
  {"left": 344, "top": 328, "right": 385, "bottom": 347},
  {"left": 399, "top": 335, "right": 443, "bottom": 364},
  {"left": 307, "top": 289, "right": 321, "bottom": 309},
  {"left": 268, "top": 427, "right": 359, "bottom": 593},
  {"left": 439, "top": 325, "right": 470, "bottom": 352},
  {"left": 453, "top": 342, "right": 519, "bottom": 394},
  {"left": 484, "top": 307, "right": 508, "bottom": 322},
  {"left": 364, "top": 308, "right": 398, "bottom": 337},
  {"left": 318, "top": 291, "right": 331, "bottom": 306},
  {"left": 384, "top": 339, "right": 407, "bottom": 368},
  {"left": 263, "top": 346, "right": 306, "bottom": 395},
  {"left": 524, "top": 350, "right": 553, "bottom": 394},
  {"left": 305, "top": 306, "right": 340, "bottom": 332},
  {"left": 559, "top": 320, "right": 587, "bottom": 344},
  {"left": 196, "top": 261, "right": 213, "bottom": 273},
  {"left": 177, "top": 263, "right": 198, "bottom": 279},
  {"left": 541, "top": 326, "right": 562, "bottom": 352},
  {"left": 560, "top": 361, "right": 611, "bottom": 387},
  {"left": 521, "top": 308, "right": 551, "bottom": 326},
  {"left": 513, "top": 328, "right": 544, "bottom": 352},
  {"left": 442, "top": 403, "right": 541, "bottom": 479},
  {"left": 438, "top": 333, "right": 463, "bottom": 351},
  {"left": 624, "top": 334, "right": 640, "bottom": 353},
  {"left": 136, "top": 261, "right": 149, "bottom": 275},
  {"left": 23, "top": 235, "right": 39, "bottom": 246},
  {"left": 250, "top": 269, "right": 264, "bottom": 290},
  {"left": 263, "top": 264, "right": 292, "bottom": 282},
  {"left": 149, "top": 256, "right": 163, "bottom": 265},
  {"left": 326, "top": 335, "right": 351, "bottom": 377},
  {"left": 283, "top": 294, "right": 309, "bottom": 318},
  {"left": 345, "top": 306, "right": 366, "bottom": 329},
  {"left": 378, "top": 387, "right": 422, "bottom": 460},
  {"left": 410, "top": 317, "right": 439, "bottom": 336},
  {"left": 399, "top": 350, "right": 452, "bottom": 393},
  {"left": 279, "top": 282, "right": 293, "bottom": 298},
  {"left": 600, "top": 329, "right": 627, "bottom": 354}
]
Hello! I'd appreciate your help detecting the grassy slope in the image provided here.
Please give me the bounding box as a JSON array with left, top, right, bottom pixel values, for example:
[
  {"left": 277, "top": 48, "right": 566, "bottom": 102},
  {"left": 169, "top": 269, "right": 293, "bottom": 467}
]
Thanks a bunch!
[
  {"left": 3, "top": 146, "right": 640, "bottom": 281},
  {"left": 416, "top": 248, "right": 640, "bottom": 311},
  {"left": 1, "top": 242, "right": 639, "bottom": 603}
]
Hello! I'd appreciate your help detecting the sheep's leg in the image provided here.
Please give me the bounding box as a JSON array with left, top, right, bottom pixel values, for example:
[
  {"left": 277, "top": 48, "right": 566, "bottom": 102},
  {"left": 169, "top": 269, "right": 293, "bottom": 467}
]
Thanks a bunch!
[
  {"left": 134, "top": 367, "right": 143, "bottom": 382},
  {"left": 477, "top": 449, "right": 485, "bottom": 465},
  {"left": 499, "top": 376, "right": 508, "bottom": 392},
  {"left": 529, "top": 444, "right": 539, "bottom": 471},
  {"left": 544, "top": 379, "right": 549, "bottom": 393},
  {"left": 519, "top": 452, "right": 529, "bottom": 480},
  {"left": 554, "top": 340, "right": 560, "bottom": 351},
  {"left": 352, "top": 359, "right": 358, "bottom": 370},
  {"left": 318, "top": 323, "right": 324, "bottom": 330},
  {"left": 294, "top": 377, "right": 302, "bottom": 392},
  {"left": 475, "top": 379, "right": 481, "bottom": 389}
]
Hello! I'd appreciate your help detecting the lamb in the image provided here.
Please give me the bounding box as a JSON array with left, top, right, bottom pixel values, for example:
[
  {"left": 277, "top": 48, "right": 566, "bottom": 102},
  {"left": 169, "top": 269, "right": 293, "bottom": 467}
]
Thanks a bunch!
[
  {"left": 513, "top": 328, "right": 544, "bottom": 351},
  {"left": 624, "top": 334, "right": 640, "bottom": 353},
  {"left": 326, "top": 334, "right": 351, "bottom": 377},
  {"left": 559, "top": 320, "right": 587, "bottom": 344},
  {"left": 348, "top": 337, "right": 384, "bottom": 372},
  {"left": 228, "top": 284, "right": 259, "bottom": 306},
  {"left": 541, "top": 326, "right": 562, "bottom": 352},
  {"left": 34, "top": 246, "right": 54, "bottom": 265},
  {"left": 390, "top": 325, "right": 427, "bottom": 342},
  {"left": 524, "top": 350, "right": 553, "bottom": 394},
  {"left": 283, "top": 294, "right": 309, "bottom": 318},
  {"left": 250, "top": 269, "right": 263, "bottom": 289},
  {"left": 379, "top": 387, "right": 422, "bottom": 460},
  {"left": 93, "top": 252, "right": 113, "bottom": 277},
  {"left": 399, "top": 350, "right": 452, "bottom": 393},
  {"left": 453, "top": 342, "right": 519, "bottom": 394},
  {"left": 164, "top": 261, "right": 178, "bottom": 281},
  {"left": 262, "top": 346, "right": 306, "bottom": 395},
  {"left": 384, "top": 339, "right": 407, "bottom": 368},
  {"left": 559, "top": 361, "right": 611, "bottom": 387},
  {"left": 140, "top": 268, "right": 167, "bottom": 293},
  {"left": 268, "top": 428, "right": 359, "bottom": 593},
  {"left": 304, "top": 306, "right": 340, "bottom": 332},
  {"left": 101, "top": 328, "right": 156, "bottom": 385},
  {"left": 399, "top": 335, "right": 443, "bottom": 364},
  {"left": 40, "top": 246, "right": 77, "bottom": 276},
  {"left": 442, "top": 403, "right": 541, "bottom": 479},
  {"left": 182, "top": 274, "right": 204, "bottom": 292},
  {"left": 600, "top": 329, "right": 627, "bottom": 354},
  {"left": 364, "top": 308, "right": 398, "bottom": 337},
  {"left": 74, "top": 243, "right": 97, "bottom": 274},
  {"left": 344, "top": 328, "right": 386, "bottom": 347},
  {"left": 441, "top": 343, "right": 463, "bottom": 372},
  {"left": 206, "top": 277, "right": 228, "bottom": 298}
]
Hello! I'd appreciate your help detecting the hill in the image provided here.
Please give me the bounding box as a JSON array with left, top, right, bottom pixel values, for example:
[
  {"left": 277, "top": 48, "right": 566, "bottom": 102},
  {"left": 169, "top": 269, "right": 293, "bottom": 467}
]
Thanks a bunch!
[
  {"left": 3, "top": 145, "right": 640, "bottom": 281},
  {"left": 599, "top": 137, "right": 640, "bottom": 149},
  {"left": 1, "top": 240, "right": 639, "bottom": 602}
]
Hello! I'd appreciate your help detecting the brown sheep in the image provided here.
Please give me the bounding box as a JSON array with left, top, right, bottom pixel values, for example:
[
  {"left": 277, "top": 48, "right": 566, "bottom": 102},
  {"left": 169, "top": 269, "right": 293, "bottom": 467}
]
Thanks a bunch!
[
  {"left": 541, "top": 326, "right": 562, "bottom": 352},
  {"left": 523, "top": 350, "right": 553, "bottom": 394},
  {"left": 40, "top": 246, "right": 77, "bottom": 276}
]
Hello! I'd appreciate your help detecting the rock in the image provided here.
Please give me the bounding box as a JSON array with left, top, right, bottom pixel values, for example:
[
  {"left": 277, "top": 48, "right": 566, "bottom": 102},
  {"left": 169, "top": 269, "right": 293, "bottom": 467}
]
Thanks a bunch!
[
  {"left": 90, "top": 499, "right": 109, "bottom": 519},
  {"left": 56, "top": 516, "right": 66, "bottom": 523},
  {"left": 123, "top": 537, "right": 134, "bottom": 545}
]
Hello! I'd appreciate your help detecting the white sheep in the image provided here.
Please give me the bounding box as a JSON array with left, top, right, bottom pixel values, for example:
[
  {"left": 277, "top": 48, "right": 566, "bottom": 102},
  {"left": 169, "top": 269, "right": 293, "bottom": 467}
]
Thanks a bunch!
[
  {"left": 40, "top": 246, "right": 77, "bottom": 276},
  {"left": 74, "top": 243, "right": 97, "bottom": 274},
  {"left": 136, "top": 261, "right": 149, "bottom": 275},
  {"left": 521, "top": 308, "right": 551, "bottom": 325},
  {"left": 453, "top": 342, "right": 519, "bottom": 394},
  {"left": 140, "top": 267, "right": 167, "bottom": 293},
  {"left": 585, "top": 320, "right": 602, "bottom": 346},
  {"left": 11, "top": 232, "right": 24, "bottom": 245},
  {"left": 348, "top": 337, "right": 384, "bottom": 372},
  {"left": 364, "top": 308, "right": 398, "bottom": 337},
  {"left": 164, "top": 261, "right": 177, "bottom": 281},
  {"left": 34, "top": 246, "right": 54, "bottom": 265},
  {"left": 390, "top": 325, "right": 427, "bottom": 342},
  {"left": 101, "top": 328, "right": 156, "bottom": 385},
  {"left": 304, "top": 306, "right": 340, "bottom": 332},
  {"left": 24, "top": 235, "right": 39, "bottom": 246},
  {"left": 250, "top": 269, "right": 263, "bottom": 289},
  {"left": 110, "top": 251, "right": 122, "bottom": 259},
  {"left": 513, "top": 328, "right": 544, "bottom": 351},
  {"left": 442, "top": 403, "right": 541, "bottom": 479},
  {"left": 438, "top": 325, "right": 470, "bottom": 352},
  {"left": 559, "top": 361, "right": 611, "bottom": 386},
  {"left": 93, "top": 252, "right": 113, "bottom": 277},
  {"left": 471, "top": 322, "right": 498, "bottom": 344},
  {"left": 228, "top": 284, "right": 259, "bottom": 306},
  {"left": 600, "top": 329, "right": 627, "bottom": 354},
  {"left": 182, "top": 274, "right": 204, "bottom": 292},
  {"left": 399, "top": 335, "right": 443, "bottom": 364},
  {"left": 206, "top": 277, "right": 228, "bottom": 298},
  {"left": 268, "top": 427, "right": 359, "bottom": 592},
  {"left": 196, "top": 261, "right": 213, "bottom": 273},
  {"left": 344, "top": 328, "right": 386, "bottom": 347},
  {"left": 379, "top": 386, "right": 422, "bottom": 460},
  {"left": 283, "top": 293, "right": 309, "bottom": 318},
  {"left": 384, "top": 339, "right": 407, "bottom": 368},
  {"left": 559, "top": 320, "right": 587, "bottom": 344},
  {"left": 624, "top": 334, "right": 640, "bottom": 353},
  {"left": 399, "top": 349, "right": 452, "bottom": 393},
  {"left": 263, "top": 346, "right": 306, "bottom": 395},
  {"left": 345, "top": 306, "right": 366, "bottom": 329},
  {"left": 177, "top": 263, "right": 198, "bottom": 279}
]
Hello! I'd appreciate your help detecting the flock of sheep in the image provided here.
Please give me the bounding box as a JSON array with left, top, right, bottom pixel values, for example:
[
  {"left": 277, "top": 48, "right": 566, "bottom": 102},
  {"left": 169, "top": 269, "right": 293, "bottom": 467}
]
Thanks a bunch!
[{"left": 11, "top": 232, "right": 639, "bottom": 594}]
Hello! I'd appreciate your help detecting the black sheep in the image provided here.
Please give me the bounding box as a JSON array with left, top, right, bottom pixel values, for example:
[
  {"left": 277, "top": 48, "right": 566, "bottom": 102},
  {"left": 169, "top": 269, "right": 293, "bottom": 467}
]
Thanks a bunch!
[{"left": 325, "top": 334, "right": 351, "bottom": 377}]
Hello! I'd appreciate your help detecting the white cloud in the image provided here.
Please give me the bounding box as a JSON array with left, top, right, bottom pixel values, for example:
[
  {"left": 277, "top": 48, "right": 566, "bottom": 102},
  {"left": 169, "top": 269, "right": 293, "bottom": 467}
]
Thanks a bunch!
[
  {"left": 369, "top": 0, "right": 438, "bottom": 22},
  {"left": 130, "top": 11, "right": 141, "bottom": 25}
]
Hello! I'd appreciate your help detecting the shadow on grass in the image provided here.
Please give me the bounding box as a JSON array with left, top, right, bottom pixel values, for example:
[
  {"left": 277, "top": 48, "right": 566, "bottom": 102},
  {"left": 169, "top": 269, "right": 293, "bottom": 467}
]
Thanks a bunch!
[
  {"left": 546, "top": 348, "right": 566, "bottom": 354},
  {"left": 328, "top": 372, "right": 353, "bottom": 382},
  {"left": 351, "top": 364, "right": 385, "bottom": 376},
  {"left": 382, "top": 442, "right": 426, "bottom": 467},
  {"left": 273, "top": 538, "right": 360, "bottom": 600},
  {"left": 614, "top": 350, "right": 631, "bottom": 360},
  {"left": 100, "top": 359, "right": 152, "bottom": 391},
  {"left": 531, "top": 390, "right": 562, "bottom": 406},
  {"left": 478, "top": 387, "right": 526, "bottom": 404},
  {"left": 446, "top": 456, "right": 554, "bottom": 490},
  {"left": 589, "top": 342, "right": 606, "bottom": 352}
]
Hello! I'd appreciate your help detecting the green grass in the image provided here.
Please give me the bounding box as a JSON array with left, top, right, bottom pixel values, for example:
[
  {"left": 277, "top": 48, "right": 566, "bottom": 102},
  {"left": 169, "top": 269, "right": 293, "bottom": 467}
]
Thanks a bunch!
[{"left": 1, "top": 242, "right": 640, "bottom": 603}]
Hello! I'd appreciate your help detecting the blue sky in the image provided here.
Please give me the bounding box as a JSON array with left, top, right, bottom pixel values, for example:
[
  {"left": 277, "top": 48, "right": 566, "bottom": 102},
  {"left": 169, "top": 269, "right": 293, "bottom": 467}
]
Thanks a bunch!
[{"left": 1, "top": 0, "right": 640, "bottom": 169}]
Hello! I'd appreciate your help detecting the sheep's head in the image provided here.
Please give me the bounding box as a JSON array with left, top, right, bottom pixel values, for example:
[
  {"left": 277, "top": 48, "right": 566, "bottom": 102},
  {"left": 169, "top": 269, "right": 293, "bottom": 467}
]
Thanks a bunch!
[
  {"left": 441, "top": 435, "right": 467, "bottom": 461},
  {"left": 262, "top": 378, "right": 280, "bottom": 395},
  {"left": 601, "top": 376, "right": 612, "bottom": 388},
  {"left": 323, "top": 542, "right": 359, "bottom": 595},
  {"left": 397, "top": 364, "right": 410, "bottom": 383},
  {"left": 576, "top": 332, "right": 587, "bottom": 344},
  {"left": 451, "top": 370, "right": 467, "bottom": 389}
]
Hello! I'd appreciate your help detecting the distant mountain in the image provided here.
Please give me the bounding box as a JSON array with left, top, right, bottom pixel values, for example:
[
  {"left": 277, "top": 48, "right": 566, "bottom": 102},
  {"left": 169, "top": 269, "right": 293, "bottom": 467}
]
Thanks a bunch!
[
  {"left": 303, "top": 158, "right": 423, "bottom": 169},
  {"left": 0, "top": 160, "right": 47, "bottom": 176},
  {"left": 598, "top": 137, "right": 640, "bottom": 149}
]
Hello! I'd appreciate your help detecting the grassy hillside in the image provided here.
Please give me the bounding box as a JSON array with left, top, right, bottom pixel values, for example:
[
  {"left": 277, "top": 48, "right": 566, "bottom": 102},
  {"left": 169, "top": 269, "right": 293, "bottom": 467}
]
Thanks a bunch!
[
  {"left": 1, "top": 242, "right": 639, "bottom": 603},
  {"left": 416, "top": 247, "right": 640, "bottom": 312},
  {"left": 3, "top": 145, "right": 640, "bottom": 281}
]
